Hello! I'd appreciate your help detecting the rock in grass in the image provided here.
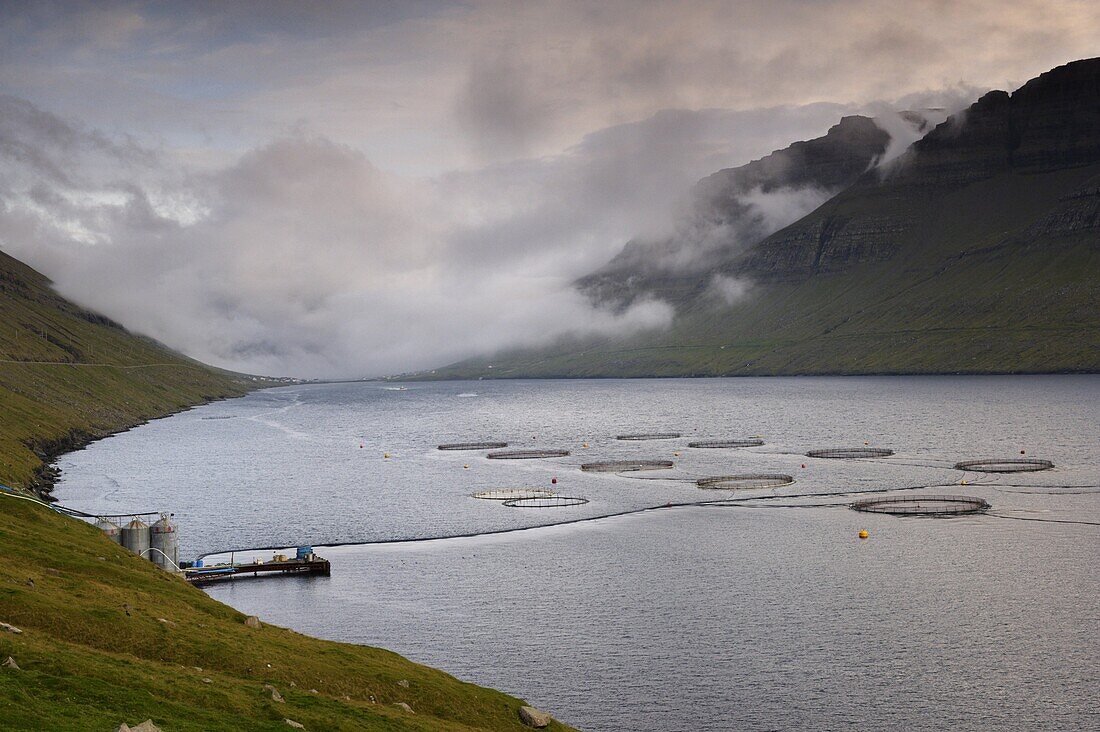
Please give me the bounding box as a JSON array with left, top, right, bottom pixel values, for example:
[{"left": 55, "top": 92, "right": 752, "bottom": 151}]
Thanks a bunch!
[
  {"left": 284, "top": 720, "right": 304, "bottom": 729},
  {"left": 244, "top": 615, "right": 262, "bottom": 629},
  {"left": 132, "top": 722, "right": 162, "bottom": 732},
  {"left": 2, "top": 657, "right": 19, "bottom": 670},
  {"left": 0, "top": 622, "right": 22, "bottom": 634},
  {"left": 397, "top": 679, "right": 409, "bottom": 688},
  {"left": 115, "top": 725, "right": 131, "bottom": 732},
  {"left": 264, "top": 683, "right": 285, "bottom": 703},
  {"left": 519, "top": 705, "right": 553, "bottom": 728},
  {"left": 393, "top": 702, "right": 415, "bottom": 713}
]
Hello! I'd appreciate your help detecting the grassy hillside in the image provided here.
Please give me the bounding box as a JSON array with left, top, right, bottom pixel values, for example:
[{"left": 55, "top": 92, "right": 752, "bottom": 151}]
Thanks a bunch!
[
  {"left": 0, "top": 495, "right": 574, "bottom": 731},
  {"left": 429, "top": 165, "right": 1100, "bottom": 378},
  {"left": 0, "top": 248, "right": 259, "bottom": 492},
  {"left": 0, "top": 250, "right": 575, "bottom": 730}
]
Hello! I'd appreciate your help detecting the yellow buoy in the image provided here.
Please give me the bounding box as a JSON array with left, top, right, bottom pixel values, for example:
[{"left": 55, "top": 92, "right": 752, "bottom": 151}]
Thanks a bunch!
[
  {"left": 960, "top": 479, "right": 968, "bottom": 485},
  {"left": 673, "top": 451, "right": 680, "bottom": 457},
  {"left": 858, "top": 530, "right": 869, "bottom": 539},
  {"left": 582, "top": 442, "right": 589, "bottom": 448},
  {"left": 463, "top": 464, "right": 469, "bottom": 469},
  {"left": 383, "top": 453, "right": 390, "bottom": 459}
]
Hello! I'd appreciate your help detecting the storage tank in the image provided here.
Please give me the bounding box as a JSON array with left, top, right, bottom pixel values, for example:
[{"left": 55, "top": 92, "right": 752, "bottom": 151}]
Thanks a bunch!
[
  {"left": 150, "top": 514, "right": 179, "bottom": 571},
  {"left": 296, "top": 546, "right": 313, "bottom": 560},
  {"left": 120, "top": 518, "right": 150, "bottom": 558},
  {"left": 95, "top": 518, "right": 121, "bottom": 544}
]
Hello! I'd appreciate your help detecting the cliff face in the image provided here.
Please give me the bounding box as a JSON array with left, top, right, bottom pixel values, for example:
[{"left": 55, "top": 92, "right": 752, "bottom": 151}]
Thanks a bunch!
[
  {"left": 578, "top": 115, "right": 894, "bottom": 307},
  {"left": 428, "top": 58, "right": 1100, "bottom": 378},
  {"left": 734, "top": 58, "right": 1100, "bottom": 282}
]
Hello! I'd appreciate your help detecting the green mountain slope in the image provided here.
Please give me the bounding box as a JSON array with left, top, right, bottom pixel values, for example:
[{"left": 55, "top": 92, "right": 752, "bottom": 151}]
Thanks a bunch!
[
  {"left": 0, "top": 251, "right": 575, "bottom": 730},
  {"left": 427, "top": 58, "right": 1100, "bottom": 378},
  {"left": 0, "top": 248, "right": 260, "bottom": 492},
  {"left": 0, "top": 495, "right": 574, "bottom": 731}
]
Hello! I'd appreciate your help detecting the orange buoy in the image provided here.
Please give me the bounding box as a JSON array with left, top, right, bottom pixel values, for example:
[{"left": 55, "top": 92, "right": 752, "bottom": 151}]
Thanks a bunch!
[{"left": 858, "top": 529, "right": 869, "bottom": 539}]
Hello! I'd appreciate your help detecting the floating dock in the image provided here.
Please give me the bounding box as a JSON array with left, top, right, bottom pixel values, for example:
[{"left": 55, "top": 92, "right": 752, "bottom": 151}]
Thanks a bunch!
[{"left": 185, "top": 547, "right": 330, "bottom": 586}]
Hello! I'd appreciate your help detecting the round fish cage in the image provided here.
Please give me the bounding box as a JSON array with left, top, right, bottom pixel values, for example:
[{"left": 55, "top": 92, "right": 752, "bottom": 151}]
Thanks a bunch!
[
  {"left": 806, "top": 447, "right": 894, "bottom": 459},
  {"left": 688, "top": 439, "right": 764, "bottom": 448},
  {"left": 472, "top": 488, "right": 556, "bottom": 501},
  {"left": 696, "top": 474, "right": 794, "bottom": 490},
  {"left": 850, "top": 494, "right": 990, "bottom": 516},
  {"left": 486, "top": 449, "right": 570, "bottom": 459},
  {"left": 953, "top": 458, "right": 1054, "bottom": 473},
  {"left": 581, "top": 459, "right": 674, "bottom": 472},
  {"left": 616, "top": 433, "right": 681, "bottom": 441},
  {"left": 502, "top": 496, "right": 590, "bottom": 508},
  {"left": 438, "top": 442, "right": 508, "bottom": 451}
]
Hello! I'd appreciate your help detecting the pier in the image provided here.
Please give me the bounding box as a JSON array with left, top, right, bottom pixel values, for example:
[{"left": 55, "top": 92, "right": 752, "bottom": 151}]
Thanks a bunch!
[{"left": 184, "top": 548, "right": 330, "bottom": 585}]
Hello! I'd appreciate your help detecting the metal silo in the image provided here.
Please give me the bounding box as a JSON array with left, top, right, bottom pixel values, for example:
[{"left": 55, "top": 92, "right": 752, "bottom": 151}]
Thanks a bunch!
[
  {"left": 121, "top": 517, "right": 150, "bottom": 558},
  {"left": 150, "top": 514, "right": 179, "bottom": 571},
  {"left": 95, "top": 518, "right": 121, "bottom": 544}
]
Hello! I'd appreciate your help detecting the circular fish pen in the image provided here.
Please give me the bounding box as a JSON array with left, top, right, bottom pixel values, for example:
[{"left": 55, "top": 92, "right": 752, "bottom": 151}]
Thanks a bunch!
[
  {"left": 438, "top": 441, "right": 508, "bottom": 451},
  {"left": 502, "top": 496, "right": 590, "bottom": 508},
  {"left": 953, "top": 458, "right": 1054, "bottom": 473},
  {"left": 581, "top": 459, "right": 674, "bottom": 473},
  {"left": 806, "top": 448, "right": 894, "bottom": 459},
  {"left": 616, "top": 433, "right": 681, "bottom": 441},
  {"left": 688, "top": 439, "right": 764, "bottom": 448},
  {"left": 696, "top": 474, "right": 794, "bottom": 490},
  {"left": 472, "top": 488, "right": 556, "bottom": 501},
  {"left": 850, "top": 494, "right": 990, "bottom": 516},
  {"left": 486, "top": 449, "right": 571, "bottom": 460}
]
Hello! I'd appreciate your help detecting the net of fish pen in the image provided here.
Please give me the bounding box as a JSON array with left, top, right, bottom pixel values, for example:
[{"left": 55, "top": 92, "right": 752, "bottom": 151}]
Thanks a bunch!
[
  {"left": 696, "top": 474, "right": 794, "bottom": 490},
  {"left": 616, "top": 433, "right": 681, "bottom": 441},
  {"left": 849, "top": 494, "right": 990, "bottom": 516},
  {"left": 472, "top": 488, "right": 556, "bottom": 501},
  {"left": 806, "top": 447, "right": 894, "bottom": 459},
  {"left": 502, "top": 496, "right": 590, "bottom": 508},
  {"left": 581, "top": 459, "right": 674, "bottom": 472},
  {"left": 953, "top": 458, "right": 1054, "bottom": 473},
  {"left": 688, "top": 439, "right": 764, "bottom": 448},
  {"left": 487, "top": 449, "right": 571, "bottom": 459},
  {"left": 438, "top": 441, "right": 508, "bottom": 451}
]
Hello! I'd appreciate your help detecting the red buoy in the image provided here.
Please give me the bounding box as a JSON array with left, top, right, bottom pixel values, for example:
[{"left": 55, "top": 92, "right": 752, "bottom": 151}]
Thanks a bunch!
[
  {"left": 551, "top": 477, "right": 558, "bottom": 485},
  {"left": 801, "top": 464, "right": 806, "bottom": 469}
]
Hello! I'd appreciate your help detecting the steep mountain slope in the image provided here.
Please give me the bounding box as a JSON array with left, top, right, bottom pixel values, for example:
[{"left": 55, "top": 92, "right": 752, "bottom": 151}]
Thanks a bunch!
[
  {"left": 577, "top": 114, "right": 897, "bottom": 308},
  {"left": 429, "top": 58, "right": 1100, "bottom": 378},
  {"left": 0, "top": 248, "right": 262, "bottom": 493}
]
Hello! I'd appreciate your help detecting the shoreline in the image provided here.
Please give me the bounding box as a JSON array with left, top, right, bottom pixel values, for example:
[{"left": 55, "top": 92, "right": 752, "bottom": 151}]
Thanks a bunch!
[{"left": 29, "top": 387, "right": 269, "bottom": 501}]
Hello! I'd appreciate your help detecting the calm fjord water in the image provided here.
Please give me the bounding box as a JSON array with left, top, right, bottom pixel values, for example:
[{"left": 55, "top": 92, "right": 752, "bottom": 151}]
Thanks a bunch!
[{"left": 56, "top": 377, "right": 1100, "bottom": 731}]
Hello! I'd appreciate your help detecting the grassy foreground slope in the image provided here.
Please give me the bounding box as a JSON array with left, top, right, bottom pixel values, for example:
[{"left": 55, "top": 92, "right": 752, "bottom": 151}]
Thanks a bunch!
[
  {"left": 0, "top": 497, "right": 574, "bottom": 731},
  {"left": 0, "top": 251, "right": 575, "bottom": 731},
  {"left": 0, "top": 248, "right": 257, "bottom": 492}
]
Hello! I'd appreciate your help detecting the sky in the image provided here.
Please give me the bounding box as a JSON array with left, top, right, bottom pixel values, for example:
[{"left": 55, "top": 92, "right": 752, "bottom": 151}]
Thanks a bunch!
[{"left": 0, "top": 0, "right": 1097, "bottom": 377}]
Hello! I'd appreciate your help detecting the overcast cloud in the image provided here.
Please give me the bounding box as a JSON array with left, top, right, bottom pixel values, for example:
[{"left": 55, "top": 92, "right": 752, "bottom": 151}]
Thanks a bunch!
[{"left": 0, "top": 0, "right": 1096, "bottom": 377}]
